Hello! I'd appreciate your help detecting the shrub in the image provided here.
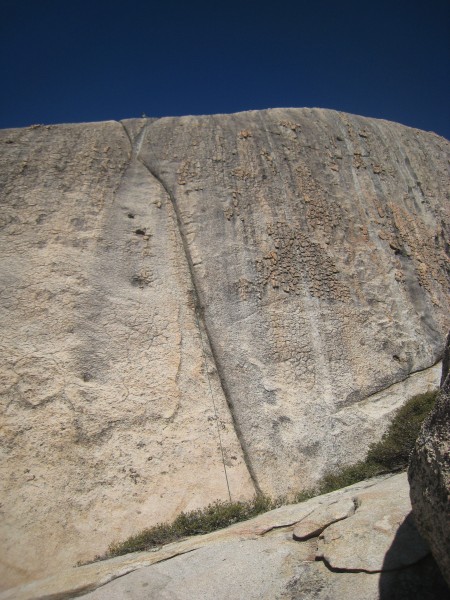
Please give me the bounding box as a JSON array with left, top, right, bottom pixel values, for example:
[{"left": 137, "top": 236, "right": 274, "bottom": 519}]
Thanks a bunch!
[
  {"left": 315, "top": 389, "right": 438, "bottom": 495},
  {"left": 106, "top": 495, "right": 275, "bottom": 558},
  {"left": 366, "top": 389, "right": 437, "bottom": 470}
]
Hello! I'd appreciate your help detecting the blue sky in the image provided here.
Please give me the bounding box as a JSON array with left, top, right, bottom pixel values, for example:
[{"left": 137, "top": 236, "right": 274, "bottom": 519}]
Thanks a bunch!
[{"left": 1, "top": 0, "right": 449, "bottom": 138}]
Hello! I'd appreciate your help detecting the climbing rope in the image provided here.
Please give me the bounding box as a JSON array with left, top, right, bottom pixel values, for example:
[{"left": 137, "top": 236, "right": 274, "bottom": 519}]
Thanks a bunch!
[
  {"left": 132, "top": 121, "right": 233, "bottom": 503},
  {"left": 193, "top": 304, "right": 232, "bottom": 502}
]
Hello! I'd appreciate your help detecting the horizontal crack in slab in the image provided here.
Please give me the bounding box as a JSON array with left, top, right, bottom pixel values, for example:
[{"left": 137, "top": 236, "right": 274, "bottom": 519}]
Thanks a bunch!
[
  {"left": 294, "top": 513, "right": 352, "bottom": 542},
  {"left": 315, "top": 552, "right": 433, "bottom": 575}
]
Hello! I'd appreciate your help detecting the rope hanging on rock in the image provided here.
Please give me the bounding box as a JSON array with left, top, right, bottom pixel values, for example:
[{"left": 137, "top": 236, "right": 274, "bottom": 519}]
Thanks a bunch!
[{"left": 194, "top": 305, "right": 232, "bottom": 502}]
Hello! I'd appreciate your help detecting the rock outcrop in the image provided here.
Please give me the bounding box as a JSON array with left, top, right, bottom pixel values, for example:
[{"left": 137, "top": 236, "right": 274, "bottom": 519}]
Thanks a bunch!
[
  {"left": 409, "top": 332, "right": 450, "bottom": 585},
  {"left": 2, "top": 474, "right": 448, "bottom": 600},
  {"left": 1, "top": 109, "right": 449, "bottom": 587}
]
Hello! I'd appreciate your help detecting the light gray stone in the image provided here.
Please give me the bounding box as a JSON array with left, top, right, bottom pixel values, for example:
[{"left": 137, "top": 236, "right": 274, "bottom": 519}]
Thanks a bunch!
[
  {"left": 316, "top": 474, "right": 429, "bottom": 572},
  {"left": 0, "top": 121, "right": 254, "bottom": 589},
  {"left": 137, "top": 109, "right": 449, "bottom": 497},
  {"left": 1, "top": 110, "right": 448, "bottom": 588},
  {"left": 293, "top": 496, "right": 355, "bottom": 540}
]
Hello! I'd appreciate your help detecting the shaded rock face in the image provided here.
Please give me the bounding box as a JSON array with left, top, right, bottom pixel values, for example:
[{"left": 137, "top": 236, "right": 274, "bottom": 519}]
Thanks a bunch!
[
  {"left": 3, "top": 474, "right": 449, "bottom": 600},
  {"left": 0, "top": 109, "right": 449, "bottom": 587},
  {"left": 409, "top": 331, "right": 450, "bottom": 585}
]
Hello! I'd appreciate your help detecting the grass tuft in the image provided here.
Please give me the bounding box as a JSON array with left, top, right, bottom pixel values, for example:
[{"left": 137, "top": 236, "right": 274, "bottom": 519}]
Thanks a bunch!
[{"left": 107, "top": 495, "right": 276, "bottom": 558}]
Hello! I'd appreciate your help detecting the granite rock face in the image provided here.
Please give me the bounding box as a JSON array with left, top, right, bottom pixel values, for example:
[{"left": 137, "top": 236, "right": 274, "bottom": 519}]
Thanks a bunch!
[
  {"left": 2, "top": 474, "right": 448, "bottom": 600},
  {"left": 0, "top": 120, "right": 255, "bottom": 589},
  {"left": 409, "top": 331, "right": 450, "bottom": 585},
  {"left": 136, "top": 109, "right": 449, "bottom": 495},
  {"left": 1, "top": 109, "right": 449, "bottom": 587}
]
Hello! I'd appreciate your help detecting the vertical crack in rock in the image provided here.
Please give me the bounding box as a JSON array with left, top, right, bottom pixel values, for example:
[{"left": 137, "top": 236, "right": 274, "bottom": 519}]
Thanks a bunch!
[{"left": 118, "top": 120, "right": 262, "bottom": 496}]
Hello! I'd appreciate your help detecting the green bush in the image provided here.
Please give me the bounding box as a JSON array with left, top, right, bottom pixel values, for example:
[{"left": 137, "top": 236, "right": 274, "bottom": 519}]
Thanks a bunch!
[
  {"left": 101, "top": 389, "right": 438, "bottom": 560},
  {"left": 315, "top": 389, "right": 438, "bottom": 495},
  {"left": 366, "top": 389, "right": 437, "bottom": 470}
]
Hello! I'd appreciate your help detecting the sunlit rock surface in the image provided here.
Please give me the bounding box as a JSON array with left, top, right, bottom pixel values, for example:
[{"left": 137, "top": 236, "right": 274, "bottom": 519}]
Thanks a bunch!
[{"left": 1, "top": 109, "right": 448, "bottom": 587}]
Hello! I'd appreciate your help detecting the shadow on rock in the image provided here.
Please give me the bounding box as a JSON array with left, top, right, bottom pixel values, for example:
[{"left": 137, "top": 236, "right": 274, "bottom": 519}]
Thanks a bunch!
[{"left": 379, "top": 512, "right": 449, "bottom": 600}]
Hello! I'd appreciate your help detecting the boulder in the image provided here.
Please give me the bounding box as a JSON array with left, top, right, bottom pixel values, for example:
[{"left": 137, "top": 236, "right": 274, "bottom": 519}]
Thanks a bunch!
[{"left": 409, "top": 331, "right": 450, "bottom": 585}]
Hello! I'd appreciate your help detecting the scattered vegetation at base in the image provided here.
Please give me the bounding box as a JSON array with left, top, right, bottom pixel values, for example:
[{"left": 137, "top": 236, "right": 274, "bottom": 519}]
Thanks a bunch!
[
  {"left": 106, "top": 495, "right": 276, "bottom": 558},
  {"left": 102, "top": 390, "right": 437, "bottom": 560}
]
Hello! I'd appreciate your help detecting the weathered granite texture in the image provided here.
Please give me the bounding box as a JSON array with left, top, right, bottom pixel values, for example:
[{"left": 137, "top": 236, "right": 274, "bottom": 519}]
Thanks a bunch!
[
  {"left": 2, "top": 474, "right": 448, "bottom": 600},
  {"left": 0, "top": 121, "right": 255, "bottom": 589},
  {"left": 409, "top": 331, "right": 450, "bottom": 586},
  {"left": 0, "top": 109, "right": 449, "bottom": 587},
  {"left": 135, "top": 109, "right": 449, "bottom": 496}
]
